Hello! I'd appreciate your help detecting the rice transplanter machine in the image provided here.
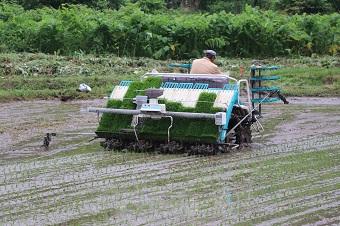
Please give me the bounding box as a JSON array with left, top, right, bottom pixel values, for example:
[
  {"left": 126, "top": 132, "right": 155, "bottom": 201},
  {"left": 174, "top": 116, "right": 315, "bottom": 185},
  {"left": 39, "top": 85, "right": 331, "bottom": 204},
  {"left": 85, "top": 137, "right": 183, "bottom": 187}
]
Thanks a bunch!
[{"left": 89, "top": 67, "right": 284, "bottom": 155}]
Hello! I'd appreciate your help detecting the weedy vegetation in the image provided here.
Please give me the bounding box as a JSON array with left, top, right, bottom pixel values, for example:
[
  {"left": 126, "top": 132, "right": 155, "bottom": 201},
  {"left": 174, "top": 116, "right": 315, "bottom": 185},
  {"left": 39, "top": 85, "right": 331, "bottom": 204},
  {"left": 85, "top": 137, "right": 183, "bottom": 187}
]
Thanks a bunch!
[{"left": 0, "top": 53, "right": 339, "bottom": 102}]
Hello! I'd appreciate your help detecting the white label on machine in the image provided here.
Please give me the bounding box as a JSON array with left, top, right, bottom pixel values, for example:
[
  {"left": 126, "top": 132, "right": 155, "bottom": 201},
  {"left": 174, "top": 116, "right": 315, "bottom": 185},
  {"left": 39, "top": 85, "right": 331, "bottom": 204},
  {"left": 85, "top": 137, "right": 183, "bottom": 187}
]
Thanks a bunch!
[
  {"left": 140, "top": 104, "right": 162, "bottom": 112},
  {"left": 215, "top": 112, "right": 227, "bottom": 125}
]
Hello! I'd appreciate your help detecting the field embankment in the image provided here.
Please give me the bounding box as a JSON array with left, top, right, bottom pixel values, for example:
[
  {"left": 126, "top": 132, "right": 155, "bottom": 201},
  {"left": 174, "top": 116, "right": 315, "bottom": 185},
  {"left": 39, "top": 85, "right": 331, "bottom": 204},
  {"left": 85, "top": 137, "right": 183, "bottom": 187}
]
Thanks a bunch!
[{"left": 0, "top": 53, "right": 339, "bottom": 102}]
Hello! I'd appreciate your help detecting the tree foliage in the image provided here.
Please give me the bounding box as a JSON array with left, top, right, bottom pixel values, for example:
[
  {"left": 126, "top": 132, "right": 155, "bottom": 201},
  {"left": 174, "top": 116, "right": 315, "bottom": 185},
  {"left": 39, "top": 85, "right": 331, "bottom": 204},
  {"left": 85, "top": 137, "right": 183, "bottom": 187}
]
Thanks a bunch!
[
  {"left": 0, "top": 3, "right": 339, "bottom": 58},
  {"left": 3, "top": 0, "right": 126, "bottom": 10},
  {"left": 131, "top": 0, "right": 165, "bottom": 13},
  {"left": 275, "top": 0, "right": 334, "bottom": 14},
  {"left": 3, "top": 0, "right": 339, "bottom": 13}
]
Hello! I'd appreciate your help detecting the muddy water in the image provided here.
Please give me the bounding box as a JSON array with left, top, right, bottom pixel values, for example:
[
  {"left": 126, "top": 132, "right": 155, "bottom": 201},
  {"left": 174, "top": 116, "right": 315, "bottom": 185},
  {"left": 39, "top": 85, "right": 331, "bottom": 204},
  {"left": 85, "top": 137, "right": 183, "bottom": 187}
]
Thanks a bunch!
[
  {"left": 0, "top": 97, "right": 339, "bottom": 225},
  {"left": 263, "top": 97, "right": 340, "bottom": 145},
  {"left": 0, "top": 99, "right": 105, "bottom": 157}
]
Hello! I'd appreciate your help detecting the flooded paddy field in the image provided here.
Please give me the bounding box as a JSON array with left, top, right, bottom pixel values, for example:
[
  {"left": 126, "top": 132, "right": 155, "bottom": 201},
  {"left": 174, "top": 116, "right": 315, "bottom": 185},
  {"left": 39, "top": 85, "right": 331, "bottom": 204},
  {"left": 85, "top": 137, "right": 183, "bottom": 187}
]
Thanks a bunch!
[{"left": 0, "top": 98, "right": 339, "bottom": 225}]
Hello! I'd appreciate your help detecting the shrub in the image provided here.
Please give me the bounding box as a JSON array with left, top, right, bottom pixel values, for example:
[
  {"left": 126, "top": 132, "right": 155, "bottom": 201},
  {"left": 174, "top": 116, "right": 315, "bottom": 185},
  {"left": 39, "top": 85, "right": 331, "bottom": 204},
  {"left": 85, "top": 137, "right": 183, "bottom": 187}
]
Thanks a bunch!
[{"left": 0, "top": 3, "right": 339, "bottom": 58}]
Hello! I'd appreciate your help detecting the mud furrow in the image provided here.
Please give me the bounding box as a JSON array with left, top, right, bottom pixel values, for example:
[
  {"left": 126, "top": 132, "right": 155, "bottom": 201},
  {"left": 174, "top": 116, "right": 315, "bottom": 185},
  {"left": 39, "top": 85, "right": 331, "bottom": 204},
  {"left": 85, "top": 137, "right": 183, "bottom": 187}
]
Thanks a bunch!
[
  {"left": 1, "top": 142, "right": 338, "bottom": 208},
  {"left": 1, "top": 158, "right": 338, "bottom": 224},
  {"left": 1, "top": 99, "right": 340, "bottom": 225},
  {"left": 1, "top": 146, "right": 336, "bottom": 215}
]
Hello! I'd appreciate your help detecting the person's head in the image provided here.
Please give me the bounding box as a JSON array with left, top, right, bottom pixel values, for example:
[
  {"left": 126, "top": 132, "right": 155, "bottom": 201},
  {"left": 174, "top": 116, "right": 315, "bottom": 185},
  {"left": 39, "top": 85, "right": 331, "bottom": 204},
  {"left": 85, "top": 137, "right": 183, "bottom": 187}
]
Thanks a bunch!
[{"left": 204, "top": 50, "right": 217, "bottom": 62}]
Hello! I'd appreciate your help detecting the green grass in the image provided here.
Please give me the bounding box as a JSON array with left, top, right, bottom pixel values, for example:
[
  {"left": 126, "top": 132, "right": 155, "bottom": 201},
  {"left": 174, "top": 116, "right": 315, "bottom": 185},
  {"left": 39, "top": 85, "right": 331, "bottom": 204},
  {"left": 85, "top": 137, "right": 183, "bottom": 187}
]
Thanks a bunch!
[
  {"left": 312, "top": 106, "right": 340, "bottom": 113},
  {"left": 231, "top": 147, "right": 340, "bottom": 225},
  {"left": 0, "top": 52, "right": 169, "bottom": 102},
  {"left": 233, "top": 148, "right": 340, "bottom": 198},
  {"left": 0, "top": 53, "right": 339, "bottom": 102},
  {"left": 286, "top": 208, "right": 340, "bottom": 226},
  {"left": 64, "top": 209, "right": 118, "bottom": 225},
  {"left": 52, "top": 143, "right": 101, "bottom": 158},
  {"left": 277, "top": 67, "right": 340, "bottom": 96}
]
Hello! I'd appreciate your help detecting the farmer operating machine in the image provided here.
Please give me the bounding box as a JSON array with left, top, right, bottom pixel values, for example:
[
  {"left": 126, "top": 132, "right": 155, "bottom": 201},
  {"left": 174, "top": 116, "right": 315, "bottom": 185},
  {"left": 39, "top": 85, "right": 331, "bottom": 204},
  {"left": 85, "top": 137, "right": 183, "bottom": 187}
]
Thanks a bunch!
[{"left": 87, "top": 64, "right": 286, "bottom": 155}]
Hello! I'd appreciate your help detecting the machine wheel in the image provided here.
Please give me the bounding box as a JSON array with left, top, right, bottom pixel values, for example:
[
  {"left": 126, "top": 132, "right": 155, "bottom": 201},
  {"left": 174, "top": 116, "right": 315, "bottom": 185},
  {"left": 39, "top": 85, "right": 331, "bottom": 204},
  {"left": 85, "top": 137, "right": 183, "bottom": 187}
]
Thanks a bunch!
[{"left": 228, "top": 106, "right": 252, "bottom": 148}]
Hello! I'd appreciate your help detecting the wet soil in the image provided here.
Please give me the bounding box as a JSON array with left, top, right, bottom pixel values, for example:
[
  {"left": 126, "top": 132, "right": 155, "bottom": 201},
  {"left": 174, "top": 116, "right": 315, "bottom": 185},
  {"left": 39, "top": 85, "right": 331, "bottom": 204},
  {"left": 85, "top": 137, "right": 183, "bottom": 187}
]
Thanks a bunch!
[
  {"left": 0, "top": 99, "right": 105, "bottom": 157},
  {"left": 0, "top": 97, "right": 339, "bottom": 225}
]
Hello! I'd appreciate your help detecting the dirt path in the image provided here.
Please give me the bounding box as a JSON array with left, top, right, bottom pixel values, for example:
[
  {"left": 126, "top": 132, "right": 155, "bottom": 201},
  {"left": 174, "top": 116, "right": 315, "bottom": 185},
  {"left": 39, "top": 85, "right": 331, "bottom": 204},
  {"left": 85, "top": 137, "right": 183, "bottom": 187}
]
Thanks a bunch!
[{"left": 0, "top": 97, "right": 339, "bottom": 225}]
